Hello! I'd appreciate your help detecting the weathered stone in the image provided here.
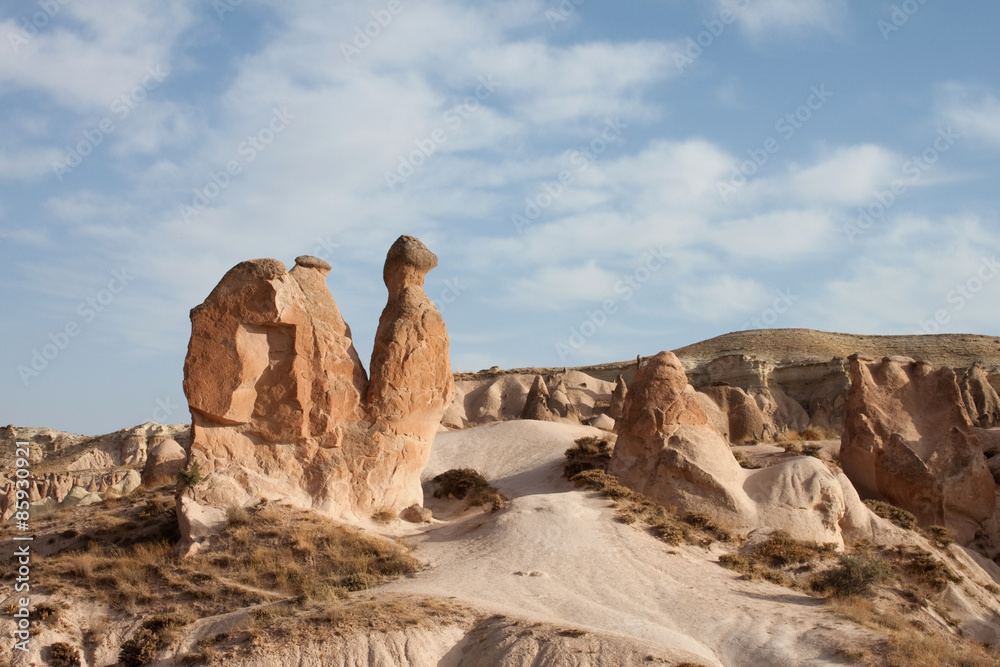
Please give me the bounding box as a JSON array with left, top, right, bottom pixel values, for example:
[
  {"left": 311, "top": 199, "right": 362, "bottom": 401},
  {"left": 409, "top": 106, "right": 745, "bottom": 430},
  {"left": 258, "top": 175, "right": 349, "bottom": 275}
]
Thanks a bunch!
[
  {"left": 610, "top": 375, "right": 628, "bottom": 421},
  {"left": 142, "top": 438, "right": 187, "bottom": 488},
  {"left": 522, "top": 376, "right": 559, "bottom": 422},
  {"left": 180, "top": 237, "right": 454, "bottom": 548},
  {"left": 609, "top": 351, "right": 855, "bottom": 545},
  {"left": 960, "top": 363, "right": 1000, "bottom": 428},
  {"left": 840, "top": 355, "right": 996, "bottom": 544},
  {"left": 400, "top": 504, "right": 433, "bottom": 523}
]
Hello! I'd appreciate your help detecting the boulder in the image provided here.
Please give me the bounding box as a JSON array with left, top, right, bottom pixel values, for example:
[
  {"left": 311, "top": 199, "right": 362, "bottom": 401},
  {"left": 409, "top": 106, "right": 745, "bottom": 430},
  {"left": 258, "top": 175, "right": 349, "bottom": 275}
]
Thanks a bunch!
[
  {"left": 400, "top": 504, "right": 433, "bottom": 523},
  {"left": 179, "top": 237, "right": 454, "bottom": 548},
  {"left": 840, "top": 355, "right": 996, "bottom": 544},
  {"left": 587, "top": 413, "right": 617, "bottom": 432},
  {"left": 142, "top": 438, "right": 187, "bottom": 488},
  {"left": 609, "top": 351, "right": 856, "bottom": 546}
]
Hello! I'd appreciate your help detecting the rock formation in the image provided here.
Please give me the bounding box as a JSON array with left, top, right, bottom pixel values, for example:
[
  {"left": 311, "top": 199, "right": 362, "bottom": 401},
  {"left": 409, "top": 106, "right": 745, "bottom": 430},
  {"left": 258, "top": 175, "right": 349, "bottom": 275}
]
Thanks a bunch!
[
  {"left": 609, "top": 375, "right": 628, "bottom": 420},
  {"left": 698, "top": 385, "right": 809, "bottom": 444},
  {"left": 447, "top": 370, "right": 616, "bottom": 430},
  {"left": 521, "top": 376, "right": 559, "bottom": 422},
  {"left": 142, "top": 438, "right": 187, "bottom": 488},
  {"left": 609, "top": 351, "right": 868, "bottom": 546},
  {"left": 840, "top": 355, "right": 996, "bottom": 544},
  {"left": 960, "top": 362, "right": 1000, "bottom": 428},
  {"left": 179, "top": 236, "right": 454, "bottom": 547}
]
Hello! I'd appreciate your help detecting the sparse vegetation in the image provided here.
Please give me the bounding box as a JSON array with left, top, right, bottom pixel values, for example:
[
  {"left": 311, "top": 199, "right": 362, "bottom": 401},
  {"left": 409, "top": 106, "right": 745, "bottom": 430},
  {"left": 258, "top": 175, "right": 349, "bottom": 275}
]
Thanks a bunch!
[
  {"left": 568, "top": 469, "right": 734, "bottom": 547},
  {"left": 563, "top": 436, "right": 612, "bottom": 478},
  {"left": 893, "top": 547, "right": 960, "bottom": 592},
  {"left": 864, "top": 499, "right": 917, "bottom": 530},
  {"left": 34, "top": 602, "right": 60, "bottom": 622},
  {"left": 49, "top": 642, "right": 81, "bottom": 667},
  {"left": 829, "top": 597, "right": 1000, "bottom": 667},
  {"left": 810, "top": 553, "right": 892, "bottom": 598},
  {"left": 718, "top": 531, "right": 836, "bottom": 587},
  {"left": 33, "top": 491, "right": 422, "bottom": 625},
  {"left": 119, "top": 613, "right": 192, "bottom": 666},
  {"left": 925, "top": 525, "right": 954, "bottom": 548},
  {"left": 800, "top": 426, "right": 838, "bottom": 441},
  {"left": 371, "top": 507, "right": 398, "bottom": 524},
  {"left": 732, "top": 451, "right": 762, "bottom": 469},
  {"left": 801, "top": 443, "right": 822, "bottom": 458},
  {"left": 178, "top": 461, "right": 202, "bottom": 488},
  {"left": 431, "top": 468, "right": 508, "bottom": 511}
]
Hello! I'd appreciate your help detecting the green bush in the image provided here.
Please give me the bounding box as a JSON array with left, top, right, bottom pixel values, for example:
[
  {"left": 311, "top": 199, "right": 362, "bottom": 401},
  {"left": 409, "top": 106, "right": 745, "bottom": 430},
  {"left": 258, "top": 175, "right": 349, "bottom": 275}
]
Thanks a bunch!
[{"left": 178, "top": 461, "right": 202, "bottom": 488}]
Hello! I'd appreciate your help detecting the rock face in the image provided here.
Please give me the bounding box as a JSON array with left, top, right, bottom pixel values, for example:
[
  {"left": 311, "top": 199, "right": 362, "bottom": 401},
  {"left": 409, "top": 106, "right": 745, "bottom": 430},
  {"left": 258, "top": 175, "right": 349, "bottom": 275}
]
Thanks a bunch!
[
  {"left": 448, "top": 370, "right": 616, "bottom": 430},
  {"left": 699, "top": 385, "right": 809, "bottom": 444},
  {"left": 960, "top": 363, "right": 1000, "bottom": 428},
  {"left": 609, "top": 351, "right": 866, "bottom": 546},
  {"left": 180, "top": 237, "right": 454, "bottom": 546},
  {"left": 521, "top": 376, "right": 560, "bottom": 422},
  {"left": 609, "top": 375, "right": 628, "bottom": 421},
  {"left": 840, "top": 355, "right": 996, "bottom": 544},
  {"left": 142, "top": 438, "right": 187, "bottom": 488}
]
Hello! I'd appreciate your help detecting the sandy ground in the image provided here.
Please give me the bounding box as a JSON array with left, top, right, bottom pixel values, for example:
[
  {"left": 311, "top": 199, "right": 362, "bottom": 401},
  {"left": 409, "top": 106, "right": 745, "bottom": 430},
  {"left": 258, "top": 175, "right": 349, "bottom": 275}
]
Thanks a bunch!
[{"left": 385, "top": 420, "right": 872, "bottom": 667}]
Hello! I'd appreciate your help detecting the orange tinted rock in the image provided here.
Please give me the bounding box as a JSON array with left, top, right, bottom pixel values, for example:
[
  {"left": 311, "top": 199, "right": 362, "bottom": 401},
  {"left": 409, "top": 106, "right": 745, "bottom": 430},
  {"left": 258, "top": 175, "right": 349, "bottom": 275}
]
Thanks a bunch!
[
  {"left": 180, "top": 239, "right": 453, "bottom": 548},
  {"left": 609, "top": 352, "right": 854, "bottom": 545},
  {"left": 840, "top": 355, "right": 995, "bottom": 544}
]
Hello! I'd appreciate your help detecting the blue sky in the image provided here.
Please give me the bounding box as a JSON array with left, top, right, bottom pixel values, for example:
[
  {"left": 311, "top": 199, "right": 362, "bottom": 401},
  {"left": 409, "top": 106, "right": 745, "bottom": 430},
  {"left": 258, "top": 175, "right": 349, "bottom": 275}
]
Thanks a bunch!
[{"left": 2, "top": 0, "right": 999, "bottom": 434}]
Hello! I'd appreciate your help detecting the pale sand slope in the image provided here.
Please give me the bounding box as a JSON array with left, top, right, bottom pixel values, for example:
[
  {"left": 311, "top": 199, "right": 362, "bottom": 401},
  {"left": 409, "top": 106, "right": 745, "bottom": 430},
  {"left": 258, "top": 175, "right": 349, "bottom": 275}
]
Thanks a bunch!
[{"left": 385, "top": 420, "right": 873, "bottom": 667}]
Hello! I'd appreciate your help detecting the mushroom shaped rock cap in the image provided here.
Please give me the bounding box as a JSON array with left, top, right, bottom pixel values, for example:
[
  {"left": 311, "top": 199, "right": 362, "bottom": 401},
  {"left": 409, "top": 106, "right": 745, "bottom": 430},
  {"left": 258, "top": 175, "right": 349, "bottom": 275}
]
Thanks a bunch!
[
  {"left": 383, "top": 235, "right": 438, "bottom": 294},
  {"left": 294, "top": 255, "right": 332, "bottom": 274}
]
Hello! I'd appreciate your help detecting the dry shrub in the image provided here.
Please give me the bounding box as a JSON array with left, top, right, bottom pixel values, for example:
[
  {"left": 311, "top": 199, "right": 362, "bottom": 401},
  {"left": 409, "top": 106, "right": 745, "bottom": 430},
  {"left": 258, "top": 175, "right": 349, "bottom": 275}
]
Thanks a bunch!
[
  {"left": 865, "top": 499, "right": 917, "bottom": 530},
  {"left": 719, "top": 531, "right": 835, "bottom": 588},
  {"left": 800, "top": 426, "right": 838, "bottom": 441},
  {"left": 810, "top": 554, "right": 892, "bottom": 598},
  {"left": 371, "top": 508, "right": 398, "bottom": 525},
  {"left": 925, "top": 525, "right": 954, "bottom": 548},
  {"left": 896, "top": 548, "right": 959, "bottom": 592},
  {"left": 752, "top": 531, "right": 834, "bottom": 567},
  {"left": 36, "top": 495, "right": 422, "bottom": 625},
  {"left": 732, "top": 451, "right": 762, "bottom": 469},
  {"left": 830, "top": 598, "right": 999, "bottom": 667},
  {"left": 49, "top": 642, "right": 81, "bottom": 667},
  {"left": 569, "top": 469, "right": 730, "bottom": 546},
  {"left": 225, "top": 505, "right": 251, "bottom": 527},
  {"left": 563, "top": 436, "right": 612, "bottom": 479},
  {"left": 431, "top": 468, "right": 508, "bottom": 511},
  {"left": 801, "top": 444, "right": 822, "bottom": 458},
  {"left": 119, "top": 613, "right": 193, "bottom": 666},
  {"left": 34, "top": 602, "right": 60, "bottom": 622}
]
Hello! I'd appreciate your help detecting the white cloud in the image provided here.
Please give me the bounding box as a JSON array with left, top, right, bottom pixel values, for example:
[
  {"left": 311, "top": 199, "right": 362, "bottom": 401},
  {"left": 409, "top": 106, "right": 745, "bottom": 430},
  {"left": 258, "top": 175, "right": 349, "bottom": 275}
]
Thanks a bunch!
[
  {"left": 937, "top": 82, "right": 1000, "bottom": 147},
  {"left": 677, "top": 274, "right": 769, "bottom": 322},
  {"left": 786, "top": 144, "right": 900, "bottom": 205},
  {"left": 718, "top": 0, "right": 847, "bottom": 39},
  {"left": 709, "top": 209, "right": 838, "bottom": 260},
  {"left": 0, "top": 145, "right": 64, "bottom": 180},
  {"left": 809, "top": 214, "right": 1000, "bottom": 334},
  {"left": 0, "top": 1, "right": 194, "bottom": 111},
  {"left": 509, "top": 261, "right": 621, "bottom": 310}
]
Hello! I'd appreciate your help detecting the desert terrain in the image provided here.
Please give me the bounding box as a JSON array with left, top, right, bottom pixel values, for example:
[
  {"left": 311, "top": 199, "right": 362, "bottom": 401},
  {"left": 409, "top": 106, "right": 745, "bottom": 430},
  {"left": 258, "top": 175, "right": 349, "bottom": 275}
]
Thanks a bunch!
[{"left": 3, "top": 241, "right": 1000, "bottom": 667}]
